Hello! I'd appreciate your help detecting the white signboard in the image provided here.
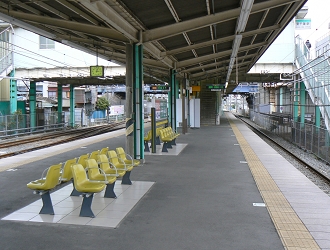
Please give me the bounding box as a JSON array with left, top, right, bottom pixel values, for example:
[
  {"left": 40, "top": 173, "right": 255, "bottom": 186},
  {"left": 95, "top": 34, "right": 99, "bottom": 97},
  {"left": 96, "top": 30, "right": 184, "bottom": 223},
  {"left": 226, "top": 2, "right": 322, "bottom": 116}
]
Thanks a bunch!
[
  {"left": 295, "top": 18, "right": 311, "bottom": 30},
  {"left": 109, "top": 105, "right": 124, "bottom": 115}
]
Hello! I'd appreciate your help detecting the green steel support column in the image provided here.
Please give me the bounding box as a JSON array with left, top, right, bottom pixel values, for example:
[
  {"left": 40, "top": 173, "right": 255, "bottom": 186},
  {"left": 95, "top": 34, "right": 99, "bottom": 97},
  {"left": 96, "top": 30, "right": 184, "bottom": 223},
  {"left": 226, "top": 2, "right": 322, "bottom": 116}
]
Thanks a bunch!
[
  {"left": 168, "top": 70, "right": 172, "bottom": 125},
  {"left": 29, "top": 81, "right": 36, "bottom": 129},
  {"left": 300, "top": 82, "right": 306, "bottom": 128},
  {"left": 315, "top": 106, "right": 321, "bottom": 128},
  {"left": 70, "top": 85, "right": 75, "bottom": 127},
  {"left": 57, "top": 84, "right": 63, "bottom": 124},
  {"left": 10, "top": 71, "right": 17, "bottom": 114},
  {"left": 187, "top": 88, "right": 190, "bottom": 127},
  {"left": 133, "top": 44, "right": 144, "bottom": 160},
  {"left": 169, "top": 69, "right": 176, "bottom": 127},
  {"left": 172, "top": 77, "right": 178, "bottom": 131},
  {"left": 181, "top": 79, "right": 186, "bottom": 134}
]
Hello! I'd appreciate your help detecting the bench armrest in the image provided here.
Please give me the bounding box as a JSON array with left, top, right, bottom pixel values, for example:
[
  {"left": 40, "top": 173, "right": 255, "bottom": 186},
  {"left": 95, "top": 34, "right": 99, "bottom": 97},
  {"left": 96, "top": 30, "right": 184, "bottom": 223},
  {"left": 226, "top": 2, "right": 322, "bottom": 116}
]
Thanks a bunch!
[
  {"left": 124, "top": 153, "right": 134, "bottom": 161},
  {"left": 117, "top": 158, "right": 129, "bottom": 170},
  {"left": 42, "top": 164, "right": 62, "bottom": 185},
  {"left": 85, "top": 167, "right": 108, "bottom": 184},
  {"left": 97, "top": 161, "right": 120, "bottom": 177}
]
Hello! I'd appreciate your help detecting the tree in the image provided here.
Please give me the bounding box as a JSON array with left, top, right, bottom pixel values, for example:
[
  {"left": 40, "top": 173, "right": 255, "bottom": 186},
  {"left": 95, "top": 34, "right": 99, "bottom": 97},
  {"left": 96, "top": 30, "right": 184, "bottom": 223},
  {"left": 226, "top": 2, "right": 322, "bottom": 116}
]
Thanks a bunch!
[{"left": 95, "top": 97, "right": 110, "bottom": 110}]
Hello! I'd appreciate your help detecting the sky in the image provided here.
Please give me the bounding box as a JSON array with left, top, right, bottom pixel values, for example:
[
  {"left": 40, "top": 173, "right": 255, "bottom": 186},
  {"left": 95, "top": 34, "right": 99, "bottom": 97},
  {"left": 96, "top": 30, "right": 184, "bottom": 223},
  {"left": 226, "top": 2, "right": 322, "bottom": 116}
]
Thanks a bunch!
[{"left": 295, "top": 0, "right": 330, "bottom": 47}]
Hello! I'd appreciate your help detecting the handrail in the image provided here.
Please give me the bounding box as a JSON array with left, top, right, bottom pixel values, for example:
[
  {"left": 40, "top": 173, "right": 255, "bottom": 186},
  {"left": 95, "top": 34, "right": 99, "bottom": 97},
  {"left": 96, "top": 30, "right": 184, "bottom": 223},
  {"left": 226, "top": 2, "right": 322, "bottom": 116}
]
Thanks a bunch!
[
  {"left": 0, "top": 26, "right": 12, "bottom": 36},
  {"left": 295, "top": 36, "right": 330, "bottom": 131},
  {"left": 0, "top": 25, "right": 13, "bottom": 75}
]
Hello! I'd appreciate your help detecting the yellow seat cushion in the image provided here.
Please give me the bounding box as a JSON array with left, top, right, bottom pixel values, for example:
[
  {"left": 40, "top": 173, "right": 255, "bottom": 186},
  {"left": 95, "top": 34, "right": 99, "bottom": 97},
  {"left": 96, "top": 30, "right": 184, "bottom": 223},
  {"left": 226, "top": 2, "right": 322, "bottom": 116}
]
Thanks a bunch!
[
  {"left": 108, "top": 150, "right": 133, "bottom": 171},
  {"left": 61, "top": 158, "right": 77, "bottom": 182},
  {"left": 27, "top": 163, "right": 62, "bottom": 191},
  {"left": 86, "top": 159, "right": 116, "bottom": 184},
  {"left": 116, "top": 147, "right": 140, "bottom": 167},
  {"left": 97, "top": 154, "right": 126, "bottom": 177},
  {"left": 71, "top": 164, "right": 105, "bottom": 193}
]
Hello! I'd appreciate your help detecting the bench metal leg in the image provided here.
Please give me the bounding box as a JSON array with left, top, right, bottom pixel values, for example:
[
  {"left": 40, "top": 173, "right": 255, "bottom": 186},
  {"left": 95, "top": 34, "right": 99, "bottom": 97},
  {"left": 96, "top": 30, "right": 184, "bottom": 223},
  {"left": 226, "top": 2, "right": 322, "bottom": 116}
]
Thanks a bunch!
[
  {"left": 121, "top": 171, "right": 132, "bottom": 185},
  {"left": 167, "top": 141, "right": 173, "bottom": 148},
  {"left": 156, "top": 136, "right": 161, "bottom": 145},
  {"left": 162, "top": 142, "right": 168, "bottom": 152},
  {"left": 70, "top": 180, "right": 82, "bottom": 196},
  {"left": 171, "top": 138, "right": 176, "bottom": 145},
  {"left": 104, "top": 183, "right": 117, "bottom": 198},
  {"left": 39, "top": 191, "right": 54, "bottom": 215},
  {"left": 144, "top": 141, "right": 150, "bottom": 152},
  {"left": 80, "top": 194, "right": 95, "bottom": 218}
]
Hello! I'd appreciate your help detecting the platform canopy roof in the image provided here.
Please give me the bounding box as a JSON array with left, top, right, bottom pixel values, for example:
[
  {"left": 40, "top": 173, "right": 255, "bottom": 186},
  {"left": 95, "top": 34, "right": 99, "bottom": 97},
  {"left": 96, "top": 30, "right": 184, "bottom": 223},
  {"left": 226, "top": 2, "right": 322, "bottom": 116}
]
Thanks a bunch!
[{"left": 0, "top": 0, "right": 307, "bottom": 93}]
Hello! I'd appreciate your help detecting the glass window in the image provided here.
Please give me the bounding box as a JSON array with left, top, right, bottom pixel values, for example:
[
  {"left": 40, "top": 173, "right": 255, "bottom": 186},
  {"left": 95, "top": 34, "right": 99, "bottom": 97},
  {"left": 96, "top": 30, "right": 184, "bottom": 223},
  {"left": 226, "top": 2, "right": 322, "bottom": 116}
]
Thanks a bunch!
[
  {"left": 48, "top": 91, "right": 56, "bottom": 98},
  {"left": 62, "top": 92, "right": 70, "bottom": 98},
  {"left": 39, "top": 36, "right": 55, "bottom": 49}
]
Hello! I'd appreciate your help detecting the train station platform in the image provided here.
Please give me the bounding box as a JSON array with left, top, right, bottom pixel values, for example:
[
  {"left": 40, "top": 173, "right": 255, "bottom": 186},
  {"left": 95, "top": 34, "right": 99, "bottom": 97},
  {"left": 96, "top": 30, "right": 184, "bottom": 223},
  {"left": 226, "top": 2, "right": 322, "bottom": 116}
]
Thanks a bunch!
[{"left": 0, "top": 112, "right": 328, "bottom": 249}]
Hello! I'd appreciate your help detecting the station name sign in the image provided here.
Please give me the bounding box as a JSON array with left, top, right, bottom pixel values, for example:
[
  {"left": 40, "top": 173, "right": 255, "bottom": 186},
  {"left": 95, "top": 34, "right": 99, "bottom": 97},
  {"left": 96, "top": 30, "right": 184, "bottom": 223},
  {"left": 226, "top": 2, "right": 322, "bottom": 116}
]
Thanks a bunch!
[
  {"left": 262, "top": 82, "right": 277, "bottom": 88},
  {"left": 150, "top": 85, "right": 170, "bottom": 91},
  {"left": 206, "top": 84, "right": 225, "bottom": 91}
]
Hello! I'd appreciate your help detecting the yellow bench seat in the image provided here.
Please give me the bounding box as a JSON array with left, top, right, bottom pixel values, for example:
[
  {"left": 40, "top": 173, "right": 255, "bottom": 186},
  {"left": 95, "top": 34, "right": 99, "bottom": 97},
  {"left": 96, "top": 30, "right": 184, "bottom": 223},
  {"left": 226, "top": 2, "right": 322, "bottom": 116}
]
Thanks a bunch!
[{"left": 27, "top": 163, "right": 62, "bottom": 215}]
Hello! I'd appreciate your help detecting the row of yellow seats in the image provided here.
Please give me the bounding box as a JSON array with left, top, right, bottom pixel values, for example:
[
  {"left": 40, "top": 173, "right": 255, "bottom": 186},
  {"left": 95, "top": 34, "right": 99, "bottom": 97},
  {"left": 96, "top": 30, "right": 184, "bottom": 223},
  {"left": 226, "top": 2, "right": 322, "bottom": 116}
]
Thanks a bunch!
[
  {"left": 160, "top": 127, "right": 180, "bottom": 140},
  {"left": 144, "top": 126, "right": 164, "bottom": 141},
  {"left": 26, "top": 147, "right": 140, "bottom": 217},
  {"left": 159, "top": 127, "right": 180, "bottom": 152},
  {"left": 61, "top": 147, "right": 138, "bottom": 188}
]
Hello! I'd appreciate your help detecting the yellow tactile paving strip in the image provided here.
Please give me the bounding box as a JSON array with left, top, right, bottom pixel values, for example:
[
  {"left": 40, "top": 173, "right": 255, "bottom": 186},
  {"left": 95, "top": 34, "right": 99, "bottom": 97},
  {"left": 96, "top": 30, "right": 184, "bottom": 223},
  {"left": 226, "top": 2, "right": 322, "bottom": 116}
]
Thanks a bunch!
[{"left": 228, "top": 116, "right": 320, "bottom": 250}]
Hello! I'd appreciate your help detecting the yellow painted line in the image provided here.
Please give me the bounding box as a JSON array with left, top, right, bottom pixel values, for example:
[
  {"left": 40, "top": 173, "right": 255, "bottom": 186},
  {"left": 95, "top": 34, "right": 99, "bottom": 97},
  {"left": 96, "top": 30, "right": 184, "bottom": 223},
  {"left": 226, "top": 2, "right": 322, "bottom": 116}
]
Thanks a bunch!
[{"left": 227, "top": 114, "right": 320, "bottom": 250}]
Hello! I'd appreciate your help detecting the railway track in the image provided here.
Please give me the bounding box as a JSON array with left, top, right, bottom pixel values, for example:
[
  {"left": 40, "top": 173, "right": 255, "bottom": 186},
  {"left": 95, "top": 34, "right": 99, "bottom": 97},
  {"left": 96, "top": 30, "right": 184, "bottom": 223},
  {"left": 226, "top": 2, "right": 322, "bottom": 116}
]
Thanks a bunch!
[
  {"left": 235, "top": 115, "right": 330, "bottom": 185},
  {"left": 0, "top": 121, "right": 125, "bottom": 159}
]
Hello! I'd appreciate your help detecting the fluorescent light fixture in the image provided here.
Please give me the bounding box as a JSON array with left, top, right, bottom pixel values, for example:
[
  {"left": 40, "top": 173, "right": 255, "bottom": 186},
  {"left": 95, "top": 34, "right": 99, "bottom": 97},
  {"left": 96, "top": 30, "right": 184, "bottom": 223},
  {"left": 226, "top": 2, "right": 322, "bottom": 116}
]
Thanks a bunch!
[
  {"left": 225, "top": 35, "right": 242, "bottom": 86},
  {"left": 236, "top": 0, "right": 254, "bottom": 33},
  {"left": 232, "top": 35, "right": 242, "bottom": 56},
  {"left": 0, "top": 12, "right": 56, "bottom": 39}
]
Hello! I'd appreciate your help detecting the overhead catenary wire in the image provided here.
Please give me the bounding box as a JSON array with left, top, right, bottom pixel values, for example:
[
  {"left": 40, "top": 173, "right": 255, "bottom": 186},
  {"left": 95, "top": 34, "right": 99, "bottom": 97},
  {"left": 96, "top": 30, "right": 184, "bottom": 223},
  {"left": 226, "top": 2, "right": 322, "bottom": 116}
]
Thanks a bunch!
[
  {"left": 10, "top": 31, "right": 115, "bottom": 68},
  {"left": 0, "top": 32, "right": 118, "bottom": 78}
]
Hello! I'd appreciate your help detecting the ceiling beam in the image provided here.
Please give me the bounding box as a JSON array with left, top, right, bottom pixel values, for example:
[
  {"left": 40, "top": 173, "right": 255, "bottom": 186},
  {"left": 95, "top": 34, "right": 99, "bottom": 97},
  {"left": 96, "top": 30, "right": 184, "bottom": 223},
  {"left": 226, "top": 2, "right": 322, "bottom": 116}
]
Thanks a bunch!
[
  {"left": 191, "top": 61, "right": 251, "bottom": 78},
  {"left": 34, "top": 1, "right": 70, "bottom": 20},
  {"left": 177, "top": 42, "right": 266, "bottom": 68},
  {"left": 143, "top": 43, "right": 174, "bottom": 68},
  {"left": 78, "top": 0, "right": 174, "bottom": 68},
  {"left": 161, "top": 24, "right": 280, "bottom": 56},
  {"left": 56, "top": 35, "right": 126, "bottom": 51},
  {"left": 86, "top": 47, "right": 169, "bottom": 69},
  {"left": 143, "top": 0, "right": 299, "bottom": 42},
  {"left": 0, "top": 12, "right": 57, "bottom": 39},
  {"left": 0, "top": 10, "right": 129, "bottom": 43},
  {"left": 54, "top": 0, "right": 99, "bottom": 25},
  {"left": 181, "top": 53, "right": 258, "bottom": 73},
  {"left": 144, "top": 7, "right": 240, "bottom": 42},
  {"left": 78, "top": 0, "right": 139, "bottom": 42},
  {"left": 9, "top": 0, "right": 41, "bottom": 15},
  {"left": 33, "top": 1, "right": 98, "bottom": 40}
]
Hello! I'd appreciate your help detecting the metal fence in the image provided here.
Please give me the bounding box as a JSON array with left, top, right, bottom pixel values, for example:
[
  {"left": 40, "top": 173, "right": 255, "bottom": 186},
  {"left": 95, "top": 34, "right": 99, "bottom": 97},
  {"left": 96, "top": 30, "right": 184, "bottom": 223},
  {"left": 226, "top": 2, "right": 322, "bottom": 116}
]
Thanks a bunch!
[
  {"left": 0, "top": 112, "right": 126, "bottom": 138},
  {"left": 0, "top": 112, "right": 66, "bottom": 138},
  {"left": 87, "top": 114, "right": 125, "bottom": 127},
  {"left": 250, "top": 111, "right": 330, "bottom": 164}
]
